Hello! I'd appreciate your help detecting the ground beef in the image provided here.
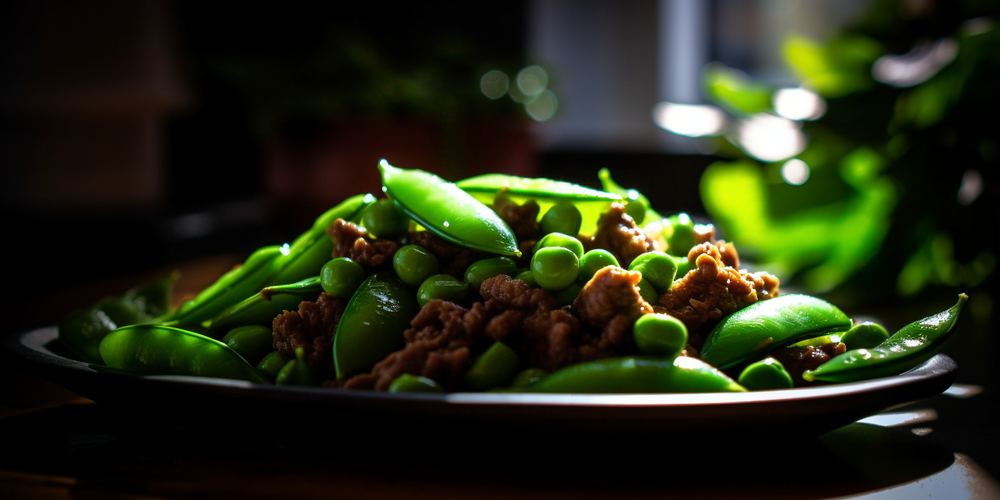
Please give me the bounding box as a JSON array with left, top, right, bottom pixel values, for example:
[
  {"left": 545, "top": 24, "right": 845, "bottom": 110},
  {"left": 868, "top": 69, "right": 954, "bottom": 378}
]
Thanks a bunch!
[
  {"left": 340, "top": 270, "right": 663, "bottom": 390},
  {"left": 408, "top": 230, "right": 484, "bottom": 278},
  {"left": 768, "top": 342, "right": 847, "bottom": 386},
  {"left": 326, "top": 218, "right": 399, "bottom": 269},
  {"left": 340, "top": 300, "right": 481, "bottom": 391},
  {"left": 658, "top": 242, "right": 780, "bottom": 340},
  {"left": 493, "top": 191, "right": 542, "bottom": 241},
  {"left": 571, "top": 266, "right": 653, "bottom": 360},
  {"left": 590, "top": 202, "right": 654, "bottom": 269},
  {"left": 271, "top": 292, "right": 346, "bottom": 375}
]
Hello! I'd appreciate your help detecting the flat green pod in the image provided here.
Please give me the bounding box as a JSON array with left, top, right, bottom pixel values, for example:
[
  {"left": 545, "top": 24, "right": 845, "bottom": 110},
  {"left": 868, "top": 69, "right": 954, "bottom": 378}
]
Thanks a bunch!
[
  {"left": 523, "top": 356, "right": 746, "bottom": 393},
  {"left": 700, "top": 294, "right": 852, "bottom": 370},
  {"left": 333, "top": 272, "right": 420, "bottom": 380}
]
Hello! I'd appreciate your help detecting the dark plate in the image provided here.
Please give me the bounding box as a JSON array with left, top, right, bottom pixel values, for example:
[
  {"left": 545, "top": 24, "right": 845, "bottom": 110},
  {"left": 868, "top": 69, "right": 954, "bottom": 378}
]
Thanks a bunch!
[{"left": 2, "top": 326, "right": 958, "bottom": 440}]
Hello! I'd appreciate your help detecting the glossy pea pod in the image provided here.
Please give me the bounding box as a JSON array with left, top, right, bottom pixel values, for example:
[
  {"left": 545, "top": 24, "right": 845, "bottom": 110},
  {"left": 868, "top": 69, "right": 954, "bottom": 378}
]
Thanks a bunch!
[
  {"left": 522, "top": 356, "right": 746, "bottom": 393},
  {"left": 59, "top": 272, "right": 177, "bottom": 364},
  {"left": 597, "top": 168, "right": 662, "bottom": 226},
  {"left": 456, "top": 172, "right": 622, "bottom": 236},
  {"left": 699, "top": 294, "right": 852, "bottom": 370},
  {"left": 167, "top": 194, "right": 374, "bottom": 327},
  {"left": 804, "top": 294, "right": 968, "bottom": 383},
  {"left": 98, "top": 324, "right": 268, "bottom": 383},
  {"left": 207, "top": 277, "right": 323, "bottom": 332},
  {"left": 380, "top": 162, "right": 520, "bottom": 257},
  {"left": 333, "top": 271, "right": 420, "bottom": 380}
]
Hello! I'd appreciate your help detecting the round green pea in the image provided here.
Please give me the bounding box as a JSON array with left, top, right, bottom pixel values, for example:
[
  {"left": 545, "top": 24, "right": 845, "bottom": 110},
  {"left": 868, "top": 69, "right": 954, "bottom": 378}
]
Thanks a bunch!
[
  {"left": 393, "top": 245, "right": 441, "bottom": 287},
  {"left": 665, "top": 213, "right": 696, "bottom": 256},
  {"left": 417, "top": 274, "right": 470, "bottom": 307},
  {"left": 388, "top": 373, "right": 444, "bottom": 393},
  {"left": 628, "top": 251, "right": 678, "bottom": 294},
  {"left": 361, "top": 198, "right": 409, "bottom": 239},
  {"left": 840, "top": 321, "right": 890, "bottom": 350},
  {"left": 637, "top": 278, "right": 659, "bottom": 305},
  {"left": 256, "top": 351, "right": 290, "bottom": 382},
  {"left": 534, "top": 232, "right": 585, "bottom": 259},
  {"left": 738, "top": 358, "right": 794, "bottom": 391},
  {"left": 624, "top": 198, "right": 646, "bottom": 225},
  {"left": 514, "top": 269, "right": 538, "bottom": 287},
  {"left": 275, "top": 348, "right": 318, "bottom": 386},
  {"left": 633, "top": 313, "right": 688, "bottom": 357},
  {"left": 530, "top": 247, "right": 580, "bottom": 291},
  {"left": 464, "top": 257, "right": 518, "bottom": 292},
  {"left": 222, "top": 325, "right": 274, "bottom": 366},
  {"left": 320, "top": 257, "right": 366, "bottom": 299},
  {"left": 509, "top": 368, "right": 548, "bottom": 388},
  {"left": 540, "top": 201, "right": 583, "bottom": 236},
  {"left": 554, "top": 282, "right": 584, "bottom": 307},
  {"left": 578, "top": 249, "right": 620, "bottom": 283},
  {"left": 464, "top": 341, "right": 520, "bottom": 391}
]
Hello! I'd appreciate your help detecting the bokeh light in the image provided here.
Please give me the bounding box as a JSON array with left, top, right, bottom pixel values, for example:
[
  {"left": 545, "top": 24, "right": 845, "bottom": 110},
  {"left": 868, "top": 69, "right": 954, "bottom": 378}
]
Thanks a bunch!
[
  {"left": 516, "top": 65, "right": 549, "bottom": 97},
  {"left": 780, "top": 158, "right": 810, "bottom": 185},
  {"left": 773, "top": 87, "right": 826, "bottom": 121},
  {"left": 872, "top": 38, "right": 958, "bottom": 88},
  {"left": 733, "top": 113, "right": 806, "bottom": 162},
  {"left": 525, "top": 89, "right": 558, "bottom": 122},
  {"left": 480, "top": 70, "right": 510, "bottom": 99},
  {"left": 652, "top": 102, "right": 727, "bottom": 137}
]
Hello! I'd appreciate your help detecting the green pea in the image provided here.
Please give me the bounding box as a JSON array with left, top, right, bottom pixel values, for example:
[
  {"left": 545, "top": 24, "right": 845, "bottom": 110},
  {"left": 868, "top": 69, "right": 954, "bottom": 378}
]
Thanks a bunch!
[
  {"left": 222, "top": 325, "right": 274, "bottom": 366},
  {"left": 530, "top": 247, "right": 580, "bottom": 291},
  {"left": 510, "top": 368, "right": 549, "bottom": 388},
  {"left": 320, "top": 257, "right": 366, "bottom": 299},
  {"left": 514, "top": 269, "right": 538, "bottom": 287},
  {"left": 361, "top": 198, "right": 409, "bottom": 239},
  {"left": 637, "top": 278, "right": 659, "bottom": 305},
  {"left": 628, "top": 251, "right": 678, "bottom": 294},
  {"left": 738, "top": 358, "right": 794, "bottom": 390},
  {"left": 276, "top": 347, "right": 318, "bottom": 386},
  {"left": 578, "top": 249, "right": 620, "bottom": 283},
  {"left": 840, "top": 321, "right": 890, "bottom": 350},
  {"left": 464, "top": 257, "right": 518, "bottom": 292},
  {"left": 534, "top": 232, "right": 585, "bottom": 259},
  {"left": 417, "top": 274, "right": 470, "bottom": 307},
  {"left": 388, "top": 374, "right": 444, "bottom": 393},
  {"left": 633, "top": 313, "right": 688, "bottom": 357},
  {"left": 540, "top": 201, "right": 583, "bottom": 236},
  {"left": 464, "top": 341, "right": 520, "bottom": 390},
  {"left": 624, "top": 200, "right": 646, "bottom": 224},
  {"left": 665, "top": 213, "right": 697, "bottom": 256},
  {"left": 393, "top": 244, "right": 441, "bottom": 287},
  {"left": 256, "top": 351, "right": 290, "bottom": 382},
  {"left": 554, "top": 282, "right": 584, "bottom": 307}
]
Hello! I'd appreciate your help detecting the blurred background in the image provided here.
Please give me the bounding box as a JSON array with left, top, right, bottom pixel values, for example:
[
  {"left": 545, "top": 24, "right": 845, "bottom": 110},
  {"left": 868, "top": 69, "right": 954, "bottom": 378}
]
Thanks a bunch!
[{"left": 2, "top": 0, "right": 998, "bottom": 390}]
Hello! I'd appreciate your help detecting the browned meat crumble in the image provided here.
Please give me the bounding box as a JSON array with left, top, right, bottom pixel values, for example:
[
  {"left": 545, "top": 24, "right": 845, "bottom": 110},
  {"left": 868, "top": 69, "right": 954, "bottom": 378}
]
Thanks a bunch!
[
  {"left": 768, "top": 342, "right": 847, "bottom": 386},
  {"left": 657, "top": 242, "right": 780, "bottom": 343},
  {"left": 589, "top": 202, "right": 654, "bottom": 269},
  {"left": 327, "top": 218, "right": 399, "bottom": 269},
  {"left": 271, "top": 292, "right": 346, "bottom": 376}
]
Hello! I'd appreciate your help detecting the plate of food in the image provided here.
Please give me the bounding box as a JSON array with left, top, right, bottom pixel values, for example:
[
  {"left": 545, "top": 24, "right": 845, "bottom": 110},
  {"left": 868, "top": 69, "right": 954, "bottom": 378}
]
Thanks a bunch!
[{"left": 2, "top": 161, "right": 966, "bottom": 439}]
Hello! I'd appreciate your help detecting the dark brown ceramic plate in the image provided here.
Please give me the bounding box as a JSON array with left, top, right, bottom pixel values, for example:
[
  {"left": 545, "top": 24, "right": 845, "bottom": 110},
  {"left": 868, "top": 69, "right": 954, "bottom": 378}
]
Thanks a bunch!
[{"left": 2, "top": 326, "right": 957, "bottom": 440}]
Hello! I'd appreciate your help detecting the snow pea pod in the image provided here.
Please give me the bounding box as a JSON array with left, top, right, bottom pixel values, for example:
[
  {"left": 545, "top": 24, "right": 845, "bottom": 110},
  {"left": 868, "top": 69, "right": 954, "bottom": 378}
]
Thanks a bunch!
[
  {"left": 168, "top": 194, "right": 373, "bottom": 327},
  {"left": 333, "top": 271, "right": 420, "bottom": 380},
  {"left": 59, "top": 272, "right": 177, "bottom": 363},
  {"left": 268, "top": 193, "right": 375, "bottom": 284},
  {"left": 699, "top": 294, "right": 852, "bottom": 370},
  {"left": 207, "top": 276, "right": 323, "bottom": 332},
  {"left": 379, "top": 161, "right": 520, "bottom": 257},
  {"left": 523, "top": 356, "right": 746, "bottom": 393},
  {"left": 456, "top": 172, "right": 622, "bottom": 237},
  {"left": 98, "top": 324, "right": 268, "bottom": 383},
  {"left": 457, "top": 173, "right": 622, "bottom": 202},
  {"left": 597, "top": 168, "right": 661, "bottom": 225},
  {"left": 804, "top": 294, "right": 967, "bottom": 383}
]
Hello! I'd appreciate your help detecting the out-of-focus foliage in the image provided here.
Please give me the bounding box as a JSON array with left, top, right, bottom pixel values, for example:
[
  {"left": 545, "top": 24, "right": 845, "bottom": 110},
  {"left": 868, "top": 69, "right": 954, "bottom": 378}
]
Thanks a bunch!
[{"left": 695, "top": 0, "right": 999, "bottom": 304}]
